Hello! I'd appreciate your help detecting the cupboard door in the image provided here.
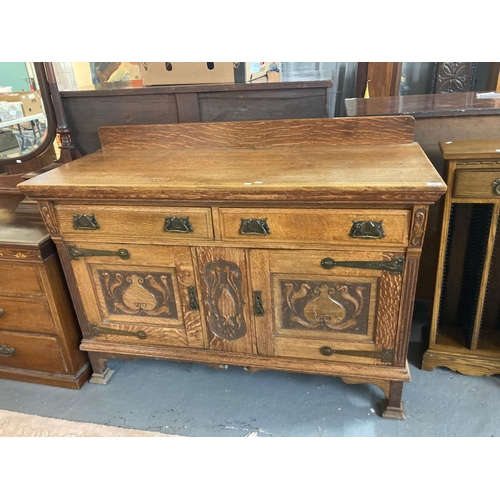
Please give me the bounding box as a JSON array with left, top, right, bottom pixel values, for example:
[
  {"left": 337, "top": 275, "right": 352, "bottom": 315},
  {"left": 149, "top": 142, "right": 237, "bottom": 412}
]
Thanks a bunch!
[
  {"left": 250, "top": 249, "right": 404, "bottom": 365},
  {"left": 195, "top": 247, "right": 256, "bottom": 354},
  {"left": 67, "top": 242, "right": 204, "bottom": 348}
]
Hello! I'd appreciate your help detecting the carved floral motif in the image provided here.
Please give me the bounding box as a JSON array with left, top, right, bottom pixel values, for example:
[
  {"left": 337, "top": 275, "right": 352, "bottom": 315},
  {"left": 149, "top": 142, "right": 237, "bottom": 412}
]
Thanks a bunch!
[
  {"left": 282, "top": 280, "right": 370, "bottom": 334},
  {"left": 410, "top": 208, "right": 427, "bottom": 247},
  {"left": 99, "top": 270, "right": 177, "bottom": 318}
]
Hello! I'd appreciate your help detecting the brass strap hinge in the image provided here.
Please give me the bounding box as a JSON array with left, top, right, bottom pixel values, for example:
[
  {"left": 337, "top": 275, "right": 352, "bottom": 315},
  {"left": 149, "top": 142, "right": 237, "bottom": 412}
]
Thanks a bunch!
[
  {"left": 68, "top": 245, "right": 130, "bottom": 260},
  {"left": 320, "top": 257, "right": 404, "bottom": 274},
  {"left": 319, "top": 346, "right": 393, "bottom": 362},
  {"left": 90, "top": 324, "right": 147, "bottom": 339}
]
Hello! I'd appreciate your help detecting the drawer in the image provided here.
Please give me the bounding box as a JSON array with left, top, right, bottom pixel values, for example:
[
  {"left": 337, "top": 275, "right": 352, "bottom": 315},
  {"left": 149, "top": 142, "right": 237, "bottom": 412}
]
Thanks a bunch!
[
  {"left": 0, "top": 261, "right": 44, "bottom": 297},
  {"left": 0, "top": 331, "right": 65, "bottom": 373},
  {"left": 453, "top": 169, "right": 500, "bottom": 199},
  {"left": 0, "top": 297, "right": 55, "bottom": 334},
  {"left": 219, "top": 208, "right": 410, "bottom": 246},
  {"left": 55, "top": 205, "right": 214, "bottom": 241}
]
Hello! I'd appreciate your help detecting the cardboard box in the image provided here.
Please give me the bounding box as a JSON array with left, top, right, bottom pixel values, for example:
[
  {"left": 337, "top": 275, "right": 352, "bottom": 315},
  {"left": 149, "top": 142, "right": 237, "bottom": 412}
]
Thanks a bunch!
[
  {"left": 0, "top": 91, "right": 43, "bottom": 117},
  {"left": 139, "top": 62, "right": 281, "bottom": 86}
]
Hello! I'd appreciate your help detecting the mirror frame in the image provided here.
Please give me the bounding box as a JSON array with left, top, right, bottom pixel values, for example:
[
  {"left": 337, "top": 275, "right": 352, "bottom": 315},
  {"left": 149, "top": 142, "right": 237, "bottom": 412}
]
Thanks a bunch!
[{"left": 0, "top": 62, "right": 57, "bottom": 166}]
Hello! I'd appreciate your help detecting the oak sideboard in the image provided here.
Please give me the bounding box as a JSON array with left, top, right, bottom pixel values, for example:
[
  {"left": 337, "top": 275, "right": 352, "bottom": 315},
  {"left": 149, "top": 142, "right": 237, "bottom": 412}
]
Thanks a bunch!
[{"left": 18, "top": 117, "right": 446, "bottom": 418}]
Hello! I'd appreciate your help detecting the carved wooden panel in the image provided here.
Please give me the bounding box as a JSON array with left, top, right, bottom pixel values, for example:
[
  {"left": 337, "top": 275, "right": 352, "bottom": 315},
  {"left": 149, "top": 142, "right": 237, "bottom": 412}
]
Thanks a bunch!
[
  {"left": 280, "top": 279, "right": 371, "bottom": 334},
  {"left": 204, "top": 259, "right": 246, "bottom": 341},
  {"left": 195, "top": 247, "right": 255, "bottom": 354},
  {"left": 98, "top": 270, "right": 178, "bottom": 319},
  {"left": 410, "top": 207, "right": 428, "bottom": 248},
  {"left": 431, "top": 63, "right": 478, "bottom": 93}
]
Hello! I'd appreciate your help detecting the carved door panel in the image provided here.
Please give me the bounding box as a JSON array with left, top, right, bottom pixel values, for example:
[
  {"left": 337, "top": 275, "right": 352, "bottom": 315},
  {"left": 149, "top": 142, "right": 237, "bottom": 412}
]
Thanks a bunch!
[
  {"left": 250, "top": 249, "right": 404, "bottom": 366},
  {"left": 67, "top": 242, "right": 204, "bottom": 348},
  {"left": 195, "top": 247, "right": 256, "bottom": 354}
]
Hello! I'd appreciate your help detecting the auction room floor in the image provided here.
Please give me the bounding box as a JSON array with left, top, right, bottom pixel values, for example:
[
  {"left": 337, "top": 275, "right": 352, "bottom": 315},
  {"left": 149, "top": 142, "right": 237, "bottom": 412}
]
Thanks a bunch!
[{"left": 0, "top": 302, "right": 498, "bottom": 437}]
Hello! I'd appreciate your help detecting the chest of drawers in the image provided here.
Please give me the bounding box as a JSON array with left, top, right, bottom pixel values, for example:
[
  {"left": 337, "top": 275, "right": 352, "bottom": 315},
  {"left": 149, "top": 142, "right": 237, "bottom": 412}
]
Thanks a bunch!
[
  {"left": 18, "top": 117, "right": 446, "bottom": 418},
  {"left": 0, "top": 195, "right": 90, "bottom": 388}
]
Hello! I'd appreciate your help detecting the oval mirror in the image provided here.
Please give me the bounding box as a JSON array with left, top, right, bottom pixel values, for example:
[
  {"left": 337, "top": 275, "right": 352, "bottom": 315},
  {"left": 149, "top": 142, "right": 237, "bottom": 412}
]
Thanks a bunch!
[{"left": 0, "top": 62, "right": 56, "bottom": 165}]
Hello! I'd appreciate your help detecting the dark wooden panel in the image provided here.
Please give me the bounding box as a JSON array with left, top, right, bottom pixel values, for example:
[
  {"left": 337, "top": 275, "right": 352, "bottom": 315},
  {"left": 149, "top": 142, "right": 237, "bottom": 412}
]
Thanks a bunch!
[
  {"left": 199, "top": 88, "right": 328, "bottom": 122},
  {"left": 64, "top": 95, "right": 179, "bottom": 155},
  {"left": 175, "top": 93, "right": 201, "bottom": 122}
]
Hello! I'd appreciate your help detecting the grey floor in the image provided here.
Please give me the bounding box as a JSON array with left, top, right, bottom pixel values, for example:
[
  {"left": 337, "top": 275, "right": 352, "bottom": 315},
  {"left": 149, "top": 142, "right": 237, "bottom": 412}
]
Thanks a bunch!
[{"left": 1, "top": 302, "right": 499, "bottom": 437}]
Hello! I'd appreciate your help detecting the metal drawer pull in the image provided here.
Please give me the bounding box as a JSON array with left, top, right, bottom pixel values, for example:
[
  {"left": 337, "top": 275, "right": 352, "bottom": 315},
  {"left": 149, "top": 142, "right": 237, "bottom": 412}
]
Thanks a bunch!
[
  {"left": 0, "top": 308, "right": 4, "bottom": 316},
  {"left": 187, "top": 286, "right": 199, "bottom": 311},
  {"left": 0, "top": 345, "right": 15, "bottom": 357},
  {"left": 90, "top": 324, "right": 147, "bottom": 339},
  {"left": 349, "top": 220, "right": 385, "bottom": 239},
  {"left": 164, "top": 216, "right": 193, "bottom": 233},
  {"left": 68, "top": 245, "right": 130, "bottom": 260},
  {"left": 73, "top": 214, "right": 100, "bottom": 230},
  {"left": 491, "top": 179, "right": 500, "bottom": 195},
  {"left": 320, "top": 257, "right": 404, "bottom": 274},
  {"left": 253, "top": 291, "right": 265, "bottom": 316},
  {"left": 239, "top": 218, "right": 271, "bottom": 236},
  {"left": 319, "top": 346, "right": 393, "bottom": 362}
]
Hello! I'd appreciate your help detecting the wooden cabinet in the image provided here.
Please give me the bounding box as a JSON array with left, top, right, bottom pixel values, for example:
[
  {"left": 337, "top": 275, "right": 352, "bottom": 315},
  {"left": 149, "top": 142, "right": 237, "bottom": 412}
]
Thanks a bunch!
[
  {"left": 0, "top": 195, "right": 90, "bottom": 388},
  {"left": 423, "top": 139, "right": 500, "bottom": 375},
  {"left": 18, "top": 117, "right": 446, "bottom": 418}
]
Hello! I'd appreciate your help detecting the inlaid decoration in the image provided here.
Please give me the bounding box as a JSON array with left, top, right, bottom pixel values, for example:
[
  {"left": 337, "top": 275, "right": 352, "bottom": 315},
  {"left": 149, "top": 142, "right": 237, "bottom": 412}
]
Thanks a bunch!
[
  {"left": 281, "top": 279, "right": 371, "bottom": 334},
  {"left": 0, "top": 248, "right": 40, "bottom": 260},
  {"left": 98, "top": 270, "right": 178, "bottom": 318},
  {"left": 204, "top": 259, "right": 246, "bottom": 341}
]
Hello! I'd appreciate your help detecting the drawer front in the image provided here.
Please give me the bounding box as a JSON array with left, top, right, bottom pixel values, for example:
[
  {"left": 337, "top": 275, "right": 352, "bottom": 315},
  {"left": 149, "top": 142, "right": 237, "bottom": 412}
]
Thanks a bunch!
[
  {"left": 454, "top": 169, "right": 500, "bottom": 199},
  {"left": 0, "top": 262, "right": 44, "bottom": 297},
  {"left": 55, "top": 205, "right": 214, "bottom": 241},
  {"left": 0, "top": 331, "right": 65, "bottom": 373},
  {"left": 0, "top": 297, "right": 55, "bottom": 334},
  {"left": 219, "top": 208, "right": 410, "bottom": 246},
  {"left": 250, "top": 248, "right": 404, "bottom": 365}
]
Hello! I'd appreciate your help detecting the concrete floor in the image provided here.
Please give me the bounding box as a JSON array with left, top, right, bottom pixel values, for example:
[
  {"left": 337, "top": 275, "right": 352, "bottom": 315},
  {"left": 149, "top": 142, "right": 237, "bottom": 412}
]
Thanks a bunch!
[{"left": 0, "top": 303, "right": 499, "bottom": 437}]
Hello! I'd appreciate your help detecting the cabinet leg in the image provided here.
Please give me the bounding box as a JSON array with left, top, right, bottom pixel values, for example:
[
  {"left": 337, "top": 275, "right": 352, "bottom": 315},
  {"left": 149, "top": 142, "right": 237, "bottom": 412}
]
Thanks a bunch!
[
  {"left": 381, "top": 381, "right": 406, "bottom": 420},
  {"left": 88, "top": 353, "right": 115, "bottom": 385}
]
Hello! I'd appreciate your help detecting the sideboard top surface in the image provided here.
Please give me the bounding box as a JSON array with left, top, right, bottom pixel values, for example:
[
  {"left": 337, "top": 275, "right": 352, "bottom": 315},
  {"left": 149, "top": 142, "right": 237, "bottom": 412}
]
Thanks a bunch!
[
  {"left": 18, "top": 143, "right": 445, "bottom": 203},
  {"left": 17, "top": 118, "right": 446, "bottom": 204}
]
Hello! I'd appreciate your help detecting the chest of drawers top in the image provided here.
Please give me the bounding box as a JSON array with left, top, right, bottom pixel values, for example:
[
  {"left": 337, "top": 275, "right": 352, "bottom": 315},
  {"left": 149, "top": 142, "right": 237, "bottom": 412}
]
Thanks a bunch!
[{"left": 17, "top": 117, "right": 445, "bottom": 205}]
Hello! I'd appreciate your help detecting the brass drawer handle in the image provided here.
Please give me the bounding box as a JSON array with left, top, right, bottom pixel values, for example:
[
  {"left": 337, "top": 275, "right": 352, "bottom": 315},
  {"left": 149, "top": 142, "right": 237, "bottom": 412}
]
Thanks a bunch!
[
  {"left": 0, "top": 344, "right": 15, "bottom": 357},
  {"left": 320, "top": 257, "right": 404, "bottom": 274},
  {"left": 240, "top": 218, "right": 270, "bottom": 236},
  {"left": 164, "top": 216, "right": 193, "bottom": 233},
  {"left": 68, "top": 245, "right": 130, "bottom": 260},
  {"left": 73, "top": 214, "right": 100, "bottom": 230},
  {"left": 349, "top": 220, "right": 385, "bottom": 239},
  {"left": 0, "top": 308, "right": 4, "bottom": 317},
  {"left": 491, "top": 179, "right": 500, "bottom": 195}
]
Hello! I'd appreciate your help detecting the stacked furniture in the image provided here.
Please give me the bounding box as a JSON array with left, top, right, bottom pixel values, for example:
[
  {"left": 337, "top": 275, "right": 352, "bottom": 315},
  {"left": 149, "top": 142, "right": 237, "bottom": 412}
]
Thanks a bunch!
[
  {"left": 0, "top": 194, "right": 90, "bottom": 388},
  {"left": 18, "top": 116, "right": 446, "bottom": 418}
]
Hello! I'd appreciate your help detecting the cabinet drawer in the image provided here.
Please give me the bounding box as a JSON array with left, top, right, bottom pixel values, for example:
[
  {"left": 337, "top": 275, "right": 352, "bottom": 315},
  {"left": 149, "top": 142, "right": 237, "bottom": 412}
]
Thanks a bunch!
[
  {"left": 0, "top": 331, "right": 65, "bottom": 373},
  {"left": 0, "top": 297, "right": 55, "bottom": 334},
  {"left": 0, "top": 262, "right": 44, "bottom": 297},
  {"left": 219, "top": 208, "right": 410, "bottom": 246},
  {"left": 453, "top": 169, "right": 500, "bottom": 199},
  {"left": 55, "top": 205, "right": 214, "bottom": 241}
]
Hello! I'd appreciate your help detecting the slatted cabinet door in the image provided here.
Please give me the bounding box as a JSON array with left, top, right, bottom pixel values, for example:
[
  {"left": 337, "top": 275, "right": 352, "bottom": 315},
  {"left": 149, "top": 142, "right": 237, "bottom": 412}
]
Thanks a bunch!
[
  {"left": 65, "top": 242, "right": 205, "bottom": 348},
  {"left": 250, "top": 249, "right": 405, "bottom": 366}
]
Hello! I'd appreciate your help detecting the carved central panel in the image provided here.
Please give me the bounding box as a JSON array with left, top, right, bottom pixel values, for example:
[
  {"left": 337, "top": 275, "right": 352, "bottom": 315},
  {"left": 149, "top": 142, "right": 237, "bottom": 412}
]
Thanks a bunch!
[
  {"left": 98, "top": 270, "right": 178, "bottom": 318},
  {"left": 281, "top": 279, "right": 371, "bottom": 334},
  {"left": 204, "top": 259, "right": 246, "bottom": 341}
]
